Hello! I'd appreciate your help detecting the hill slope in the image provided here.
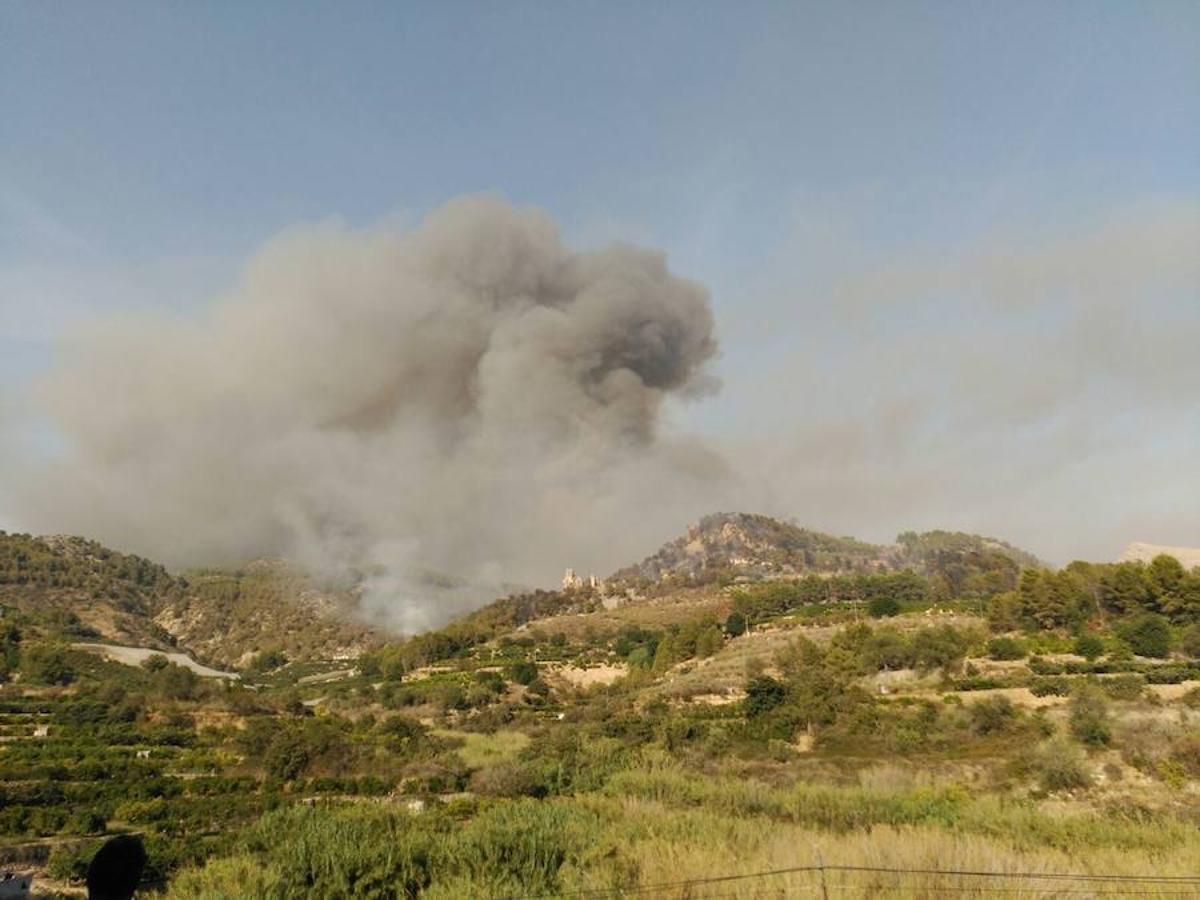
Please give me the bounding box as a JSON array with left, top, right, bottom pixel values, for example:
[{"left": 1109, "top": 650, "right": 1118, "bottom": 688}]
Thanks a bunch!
[
  {"left": 0, "top": 531, "right": 381, "bottom": 667},
  {"left": 159, "top": 559, "right": 381, "bottom": 667}
]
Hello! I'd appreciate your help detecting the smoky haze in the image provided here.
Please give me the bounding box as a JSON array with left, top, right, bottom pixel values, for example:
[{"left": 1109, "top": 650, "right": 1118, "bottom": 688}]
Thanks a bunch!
[{"left": 9, "top": 196, "right": 730, "bottom": 631}]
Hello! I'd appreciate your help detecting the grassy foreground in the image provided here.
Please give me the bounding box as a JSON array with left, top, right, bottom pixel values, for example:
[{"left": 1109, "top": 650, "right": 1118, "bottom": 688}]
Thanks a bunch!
[{"left": 164, "top": 766, "right": 1200, "bottom": 898}]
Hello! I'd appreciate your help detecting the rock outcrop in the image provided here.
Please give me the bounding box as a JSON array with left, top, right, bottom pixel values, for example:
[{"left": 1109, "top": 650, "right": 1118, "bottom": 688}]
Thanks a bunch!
[{"left": 1122, "top": 542, "right": 1200, "bottom": 569}]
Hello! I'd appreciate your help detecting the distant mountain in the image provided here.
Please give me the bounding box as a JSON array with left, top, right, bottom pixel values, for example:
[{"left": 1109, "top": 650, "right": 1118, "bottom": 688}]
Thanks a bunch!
[
  {"left": 1122, "top": 542, "right": 1200, "bottom": 569},
  {"left": 609, "top": 512, "right": 894, "bottom": 584},
  {"left": 608, "top": 513, "right": 1042, "bottom": 595}
]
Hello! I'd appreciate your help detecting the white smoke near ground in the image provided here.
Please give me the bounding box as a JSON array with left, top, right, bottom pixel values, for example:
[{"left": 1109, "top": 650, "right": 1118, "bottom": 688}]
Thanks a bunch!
[{"left": 8, "top": 196, "right": 729, "bottom": 630}]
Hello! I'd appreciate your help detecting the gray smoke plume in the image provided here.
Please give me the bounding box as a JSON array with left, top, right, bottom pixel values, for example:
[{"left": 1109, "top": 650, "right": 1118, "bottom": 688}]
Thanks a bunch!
[{"left": 12, "top": 196, "right": 726, "bottom": 630}]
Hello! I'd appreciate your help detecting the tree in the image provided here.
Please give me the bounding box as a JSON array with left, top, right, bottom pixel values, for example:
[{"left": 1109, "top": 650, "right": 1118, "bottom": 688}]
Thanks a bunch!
[
  {"left": 158, "top": 664, "right": 200, "bottom": 701},
  {"left": 1148, "top": 555, "right": 1186, "bottom": 602},
  {"left": 1099, "top": 564, "right": 1151, "bottom": 616},
  {"left": 265, "top": 730, "right": 311, "bottom": 781},
  {"left": 862, "top": 628, "right": 911, "bottom": 671},
  {"left": 724, "top": 611, "right": 747, "bottom": 637},
  {"left": 1019, "top": 570, "right": 1092, "bottom": 630},
  {"left": 910, "top": 625, "right": 969, "bottom": 672},
  {"left": 694, "top": 625, "right": 724, "bottom": 659},
  {"left": 1180, "top": 624, "right": 1200, "bottom": 660},
  {"left": 987, "top": 592, "right": 1022, "bottom": 633},
  {"left": 23, "top": 644, "right": 75, "bottom": 686}
]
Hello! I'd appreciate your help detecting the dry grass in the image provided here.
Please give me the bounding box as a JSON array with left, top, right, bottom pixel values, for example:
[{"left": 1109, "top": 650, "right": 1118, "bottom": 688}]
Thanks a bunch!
[
  {"left": 589, "top": 802, "right": 1200, "bottom": 899},
  {"left": 433, "top": 728, "right": 530, "bottom": 768}
]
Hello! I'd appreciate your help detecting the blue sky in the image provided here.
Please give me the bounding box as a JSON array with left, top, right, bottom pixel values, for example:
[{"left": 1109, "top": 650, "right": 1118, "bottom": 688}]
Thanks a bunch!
[{"left": 2, "top": 1, "right": 1198, "bottom": 564}]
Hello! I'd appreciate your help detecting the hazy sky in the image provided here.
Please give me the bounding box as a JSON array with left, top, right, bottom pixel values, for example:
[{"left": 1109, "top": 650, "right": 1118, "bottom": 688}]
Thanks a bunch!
[{"left": 2, "top": 1, "right": 1198, "bottom": 572}]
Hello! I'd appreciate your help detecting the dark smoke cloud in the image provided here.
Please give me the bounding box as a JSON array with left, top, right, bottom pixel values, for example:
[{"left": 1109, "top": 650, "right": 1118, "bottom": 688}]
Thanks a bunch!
[{"left": 10, "top": 196, "right": 726, "bottom": 630}]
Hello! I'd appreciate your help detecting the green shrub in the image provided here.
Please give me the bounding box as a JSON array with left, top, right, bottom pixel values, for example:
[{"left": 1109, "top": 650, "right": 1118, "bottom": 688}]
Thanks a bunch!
[
  {"left": 868, "top": 595, "right": 901, "bottom": 618},
  {"left": 723, "top": 612, "right": 747, "bottom": 637},
  {"left": 1100, "top": 674, "right": 1146, "bottom": 701},
  {"left": 1074, "top": 633, "right": 1105, "bottom": 661},
  {"left": 968, "top": 696, "right": 1017, "bottom": 735},
  {"left": 986, "top": 637, "right": 1026, "bottom": 660},
  {"left": 63, "top": 808, "right": 107, "bottom": 835},
  {"left": 1178, "top": 625, "right": 1200, "bottom": 660},
  {"left": 238, "top": 805, "right": 437, "bottom": 899},
  {"left": 744, "top": 676, "right": 787, "bottom": 718},
  {"left": 455, "top": 799, "right": 601, "bottom": 893},
  {"left": 22, "top": 643, "right": 76, "bottom": 685},
  {"left": 506, "top": 661, "right": 539, "bottom": 686},
  {"left": 1030, "top": 677, "right": 1071, "bottom": 697},
  {"left": 1118, "top": 614, "right": 1172, "bottom": 659},
  {"left": 1069, "top": 685, "right": 1111, "bottom": 747},
  {"left": 469, "top": 762, "right": 544, "bottom": 798},
  {"left": 1032, "top": 739, "right": 1092, "bottom": 792}
]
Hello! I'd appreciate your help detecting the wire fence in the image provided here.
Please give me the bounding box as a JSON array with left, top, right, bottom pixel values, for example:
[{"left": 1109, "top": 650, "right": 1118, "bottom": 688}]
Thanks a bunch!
[{"left": 513, "top": 863, "right": 1200, "bottom": 899}]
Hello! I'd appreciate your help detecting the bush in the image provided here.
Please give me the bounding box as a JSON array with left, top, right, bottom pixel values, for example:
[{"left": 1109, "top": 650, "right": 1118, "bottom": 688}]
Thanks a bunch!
[
  {"left": 868, "top": 595, "right": 901, "bottom": 618},
  {"left": 1143, "top": 665, "right": 1196, "bottom": 684},
  {"left": 1074, "top": 633, "right": 1105, "bottom": 661},
  {"left": 986, "top": 637, "right": 1026, "bottom": 661},
  {"left": 506, "top": 661, "right": 539, "bottom": 686},
  {"left": 1030, "top": 677, "right": 1071, "bottom": 697},
  {"left": 248, "top": 649, "right": 288, "bottom": 672},
  {"left": 1100, "top": 674, "right": 1145, "bottom": 700},
  {"left": 1169, "top": 735, "right": 1200, "bottom": 777},
  {"left": 1179, "top": 625, "right": 1200, "bottom": 660},
  {"left": 744, "top": 676, "right": 787, "bottom": 718},
  {"left": 469, "top": 762, "right": 544, "bottom": 798},
  {"left": 1032, "top": 739, "right": 1092, "bottom": 792},
  {"left": 142, "top": 653, "right": 170, "bottom": 672},
  {"left": 968, "top": 696, "right": 1017, "bottom": 735},
  {"left": 64, "top": 808, "right": 107, "bottom": 835},
  {"left": 455, "top": 800, "right": 600, "bottom": 893},
  {"left": 1069, "top": 685, "right": 1111, "bottom": 747},
  {"left": 1118, "top": 614, "right": 1172, "bottom": 659}
]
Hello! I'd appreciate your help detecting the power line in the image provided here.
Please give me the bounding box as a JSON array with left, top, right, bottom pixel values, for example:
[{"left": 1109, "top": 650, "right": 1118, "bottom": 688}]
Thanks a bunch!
[
  {"left": 514, "top": 863, "right": 1200, "bottom": 900},
  {"left": 827, "top": 865, "right": 1200, "bottom": 883}
]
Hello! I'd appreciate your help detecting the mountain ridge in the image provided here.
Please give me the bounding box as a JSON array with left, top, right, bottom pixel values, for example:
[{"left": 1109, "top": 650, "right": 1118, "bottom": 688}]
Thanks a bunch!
[{"left": 0, "top": 514, "right": 1047, "bottom": 666}]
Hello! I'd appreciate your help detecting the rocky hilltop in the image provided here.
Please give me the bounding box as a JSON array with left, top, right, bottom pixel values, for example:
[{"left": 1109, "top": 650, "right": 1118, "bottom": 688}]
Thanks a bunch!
[
  {"left": 610, "top": 512, "right": 893, "bottom": 583},
  {"left": 609, "top": 512, "right": 1040, "bottom": 592},
  {"left": 1123, "top": 542, "right": 1200, "bottom": 569}
]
